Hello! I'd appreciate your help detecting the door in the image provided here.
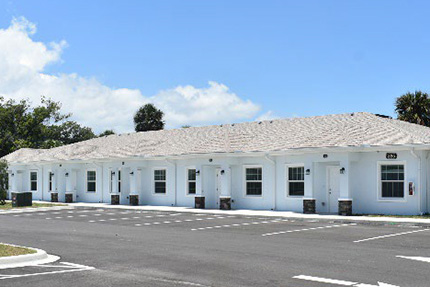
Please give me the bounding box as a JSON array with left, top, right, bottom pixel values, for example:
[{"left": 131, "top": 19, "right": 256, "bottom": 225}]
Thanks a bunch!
[
  {"left": 215, "top": 168, "right": 222, "bottom": 208},
  {"left": 327, "top": 166, "right": 340, "bottom": 213}
]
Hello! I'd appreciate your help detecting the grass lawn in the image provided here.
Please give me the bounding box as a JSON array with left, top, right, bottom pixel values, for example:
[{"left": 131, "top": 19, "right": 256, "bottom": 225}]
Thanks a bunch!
[
  {"left": 0, "top": 243, "right": 36, "bottom": 257},
  {"left": 0, "top": 201, "right": 63, "bottom": 210}
]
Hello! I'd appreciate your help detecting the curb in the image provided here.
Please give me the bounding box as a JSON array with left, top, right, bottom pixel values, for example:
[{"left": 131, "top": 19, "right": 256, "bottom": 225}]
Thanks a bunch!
[{"left": 0, "top": 243, "right": 59, "bottom": 269}]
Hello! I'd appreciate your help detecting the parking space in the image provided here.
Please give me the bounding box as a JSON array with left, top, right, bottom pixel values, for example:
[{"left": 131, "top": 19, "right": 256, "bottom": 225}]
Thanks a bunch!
[{"left": 1, "top": 207, "right": 430, "bottom": 287}]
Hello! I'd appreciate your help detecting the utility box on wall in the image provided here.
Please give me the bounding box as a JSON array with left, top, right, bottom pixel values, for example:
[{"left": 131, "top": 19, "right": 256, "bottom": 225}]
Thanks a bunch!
[{"left": 11, "top": 192, "right": 32, "bottom": 207}]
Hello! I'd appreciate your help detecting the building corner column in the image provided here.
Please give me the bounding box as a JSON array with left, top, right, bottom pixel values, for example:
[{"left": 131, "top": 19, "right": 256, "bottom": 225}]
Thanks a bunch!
[
  {"left": 338, "top": 157, "right": 352, "bottom": 215},
  {"left": 129, "top": 168, "right": 139, "bottom": 206},
  {"left": 65, "top": 169, "right": 75, "bottom": 203},
  {"left": 219, "top": 164, "right": 231, "bottom": 210},
  {"left": 194, "top": 165, "right": 205, "bottom": 208},
  {"left": 110, "top": 168, "right": 119, "bottom": 205},
  {"left": 303, "top": 161, "right": 316, "bottom": 214}
]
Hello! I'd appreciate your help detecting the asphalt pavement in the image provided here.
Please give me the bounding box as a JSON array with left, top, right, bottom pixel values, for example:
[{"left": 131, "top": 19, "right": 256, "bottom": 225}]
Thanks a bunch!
[{"left": 0, "top": 207, "right": 429, "bottom": 287}]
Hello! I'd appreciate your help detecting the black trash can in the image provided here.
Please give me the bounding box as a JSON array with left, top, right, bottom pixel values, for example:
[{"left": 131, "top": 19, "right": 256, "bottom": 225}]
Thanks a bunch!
[{"left": 11, "top": 192, "right": 32, "bottom": 207}]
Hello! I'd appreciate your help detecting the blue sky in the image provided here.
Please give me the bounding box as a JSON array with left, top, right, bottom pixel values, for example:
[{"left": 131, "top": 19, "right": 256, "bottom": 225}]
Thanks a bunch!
[{"left": 0, "top": 0, "right": 429, "bottom": 132}]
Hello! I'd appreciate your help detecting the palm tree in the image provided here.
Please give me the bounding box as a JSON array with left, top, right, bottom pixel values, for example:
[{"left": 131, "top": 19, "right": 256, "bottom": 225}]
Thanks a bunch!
[{"left": 395, "top": 91, "right": 430, "bottom": 126}]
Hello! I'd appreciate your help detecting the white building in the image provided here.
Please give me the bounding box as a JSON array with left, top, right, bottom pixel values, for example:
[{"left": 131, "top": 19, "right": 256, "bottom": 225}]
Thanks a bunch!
[{"left": 3, "top": 112, "right": 430, "bottom": 215}]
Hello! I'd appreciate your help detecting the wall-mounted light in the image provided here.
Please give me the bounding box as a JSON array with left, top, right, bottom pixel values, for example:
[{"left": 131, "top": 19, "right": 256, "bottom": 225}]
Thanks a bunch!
[
  {"left": 65, "top": 172, "right": 69, "bottom": 177},
  {"left": 323, "top": 154, "right": 328, "bottom": 158},
  {"left": 122, "top": 162, "right": 125, "bottom": 165},
  {"left": 111, "top": 171, "right": 116, "bottom": 175},
  {"left": 59, "top": 164, "right": 62, "bottom": 167},
  {"left": 340, "top": 167, "right": 345, "bottom": 174},
  {"left": 305, "top": 169, "right": 311, "bottom": 175},
  {"left": 209, "top": 159, "right": 213, "bottom": 162},
  {"left": 220, "top": 170, "right": 225, "bottom": 175},
  {"left": 11, "top": 173, "right": 14, "bottom": 177},
  {"left": 196, "top": 170, "right": 200, "bottom": 175},
  {"left": 51, "top": 172, "right": 55, "bottom": 176},
  {"left": 130, "top": 171, "right": 134, "bottom": 175}
]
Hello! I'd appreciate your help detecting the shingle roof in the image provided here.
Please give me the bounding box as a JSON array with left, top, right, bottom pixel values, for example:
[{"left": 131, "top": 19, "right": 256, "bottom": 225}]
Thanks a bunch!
[{"left": 4, "top": 112, "right": 430, "bottom": 164}]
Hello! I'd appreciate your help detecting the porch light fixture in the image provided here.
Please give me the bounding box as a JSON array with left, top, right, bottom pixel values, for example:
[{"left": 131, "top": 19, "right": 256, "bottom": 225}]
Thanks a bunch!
[
  {"left": 305, "top": 169, "right": 310, "bottom": 175},
  {"left": 11, "top": 173, "right": 14, "bottom": 177},
  {"left": 130, "top": 171, "right": 134, "bottom": 175},
  {"left": 65, "top": 172, "right": 69, "bottom": 177},
  {"left": 111, "top": 171, "right": 116, "bottom": 175},
  {"left": 340, "top": 167, "right": 345, "bottom": 174},
  {"left": 196, "top": 170, "right": 200, "bottom": 175},
  {"left": 323, "top": 154, "right": 328, "bottom": 158},
  {"left": 220, "top": 170, "right": 225, "bottom": 175}
]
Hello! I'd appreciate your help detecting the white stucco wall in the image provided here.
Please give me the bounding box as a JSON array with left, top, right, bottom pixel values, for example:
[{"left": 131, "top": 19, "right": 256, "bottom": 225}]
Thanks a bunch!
[{"left": 6, "top": 148, "right": 429, "bottom": 215}]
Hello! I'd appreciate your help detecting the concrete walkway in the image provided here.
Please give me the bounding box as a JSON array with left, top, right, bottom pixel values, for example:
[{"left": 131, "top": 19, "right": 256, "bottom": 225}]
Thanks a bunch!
[{"left": 44, "top": 201, "right": 430, "bottom": 226}]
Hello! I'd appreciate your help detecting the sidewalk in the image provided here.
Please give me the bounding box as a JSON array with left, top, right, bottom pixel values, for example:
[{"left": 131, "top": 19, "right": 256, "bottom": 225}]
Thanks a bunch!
[{"left": 57, "top": 201, "right": 430, "bottom": 226}]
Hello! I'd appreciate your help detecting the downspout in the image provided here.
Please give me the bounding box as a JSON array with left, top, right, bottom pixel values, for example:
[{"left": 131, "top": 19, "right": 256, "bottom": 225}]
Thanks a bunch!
[
  {"left": 93, "top": 162, "right": 104, "bottom": 203},
  {"left": 264, "top": 154, "right": 276, "bottom": 211},
  {"left": 166, "top": 159, "right": 177, "bottom": 206},
  {"left": 410, "top": 150, "right": 423, "bottom": 215}
]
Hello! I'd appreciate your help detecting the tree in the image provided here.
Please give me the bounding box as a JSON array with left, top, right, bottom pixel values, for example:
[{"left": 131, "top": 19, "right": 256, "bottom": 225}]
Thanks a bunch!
[
  {"left": 99, "top": 130, "right": 115, "bottom": 137},
  {"left": 395, "top": 91, "right": 430, "bottom": 126},
  {"left": 133, "top": 103, "right": 165, "bottom": 132},
  {"left": 51, "top": 121, "right": 96, "bottom": 145},
  {"left": 0, "top": 97, "right": 96, "bottom": 157},
  {"left": 0, "top": 160, "right": 7, "bottom": 205}
]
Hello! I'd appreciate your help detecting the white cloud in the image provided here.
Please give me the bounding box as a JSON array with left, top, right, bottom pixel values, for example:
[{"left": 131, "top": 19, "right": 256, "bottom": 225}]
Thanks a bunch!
[
  {"left": 152, "top": 81, "right": 260, "bottom": 127},
  {"left": 0, "top": 17, "right": 263, "bottom": 132},
  {"left": 255, "top": 110, "right": 279, "bottom": 121}
]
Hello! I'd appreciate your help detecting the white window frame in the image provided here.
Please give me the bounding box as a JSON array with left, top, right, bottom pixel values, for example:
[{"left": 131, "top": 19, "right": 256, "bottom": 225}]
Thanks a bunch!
[
  {"left": 117, "top": 169, "right": 122, "bottom": 194},
  {"left": 86, "top": 169, "right": 97, "bottom": 193},
  {"left": 377, "top": 161, "right": 407, "bottom": 202},
  {"left": 29, "top": 170, "right": 38, "bottom": 192},
  {"left": 286, "top": 164, "right": 305, "bottom": 198},
  {"left": 186, "top": 167, "right": 197, "bottom": 196},
  {"left": 48, "top": 171, "right": 54, "bottom": 192},
  {"left": 243, "top": 165, "right": 263, "bottom": 197},
  {"left": 153, "top": 168, "right": 167, "bottom": 196}
]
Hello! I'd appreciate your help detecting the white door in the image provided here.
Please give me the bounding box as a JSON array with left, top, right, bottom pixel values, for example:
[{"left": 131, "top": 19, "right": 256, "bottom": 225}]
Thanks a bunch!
[
  {"left": 327, "top": 166, "right": 340, "bottom": 214},
  {"left": 215, "top": 168, "right": 222, "bottom": 208}
]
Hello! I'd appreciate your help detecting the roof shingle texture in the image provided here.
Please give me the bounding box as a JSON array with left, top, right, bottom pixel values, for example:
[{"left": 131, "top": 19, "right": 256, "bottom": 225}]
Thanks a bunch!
[{"left": 4, "top": 112, "right": 430, "bottom": 164}]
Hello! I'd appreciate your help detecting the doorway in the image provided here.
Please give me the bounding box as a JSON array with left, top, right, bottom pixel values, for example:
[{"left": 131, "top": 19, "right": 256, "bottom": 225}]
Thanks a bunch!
[{"left": 327, "top": 166, "right": 340, "bottom": 214}]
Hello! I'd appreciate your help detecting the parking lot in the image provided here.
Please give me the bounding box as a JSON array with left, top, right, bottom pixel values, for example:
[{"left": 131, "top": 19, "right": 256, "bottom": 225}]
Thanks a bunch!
[{"left": 0, "top": 206, "right": 429, "bottom": 287}]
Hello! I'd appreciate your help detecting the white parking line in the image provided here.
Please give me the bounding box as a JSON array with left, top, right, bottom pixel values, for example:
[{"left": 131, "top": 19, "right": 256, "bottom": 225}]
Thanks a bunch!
[
  {"left": 262, "top": 223, "right": 357, "bottom": 237},
  {"left": 354, "top": 228, "right": 430, "bottom": 243},
  {"left": 192, "top": 220, "right": 289, "bottom": 231},
  {"left": 0, "top": 262, "right": 94, "bottom": 280},
  {"left": 293, "top": 275, "right": 357, "bottom": 286}
]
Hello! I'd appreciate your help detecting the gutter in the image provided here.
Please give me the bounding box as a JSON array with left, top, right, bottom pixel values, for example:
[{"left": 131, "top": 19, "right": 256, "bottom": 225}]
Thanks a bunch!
[{"left": 264, "top": 154, "right": 276, "bottom": 211}]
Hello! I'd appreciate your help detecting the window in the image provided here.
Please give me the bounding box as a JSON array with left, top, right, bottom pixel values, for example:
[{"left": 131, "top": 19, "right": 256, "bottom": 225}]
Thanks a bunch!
[
  {"left": 245, "top": 167, "right": 262, "bottom": 196},
  {"left": 380, "top": 164, "right": 404, "bottom": 198},
  {"left": 118, "top": 170, "right": 121, "bottom": 193},
  {"left": 49, "top": 172, "right": 54, "bottom": 192},
  {"left": 288, "top": 166, "right": 304, "bottom": 196},
  {"left": 154, "top": 169, "right": 166, "bottom": 194},
  {"left": 87, "top": 170, "right": 96, "bottom": 192},
  {"left": 187, "top": 169, "right": 196, "bottom": 194},
  {"left": 30, "top": 171, "right": 38, "bottom": 191}
]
